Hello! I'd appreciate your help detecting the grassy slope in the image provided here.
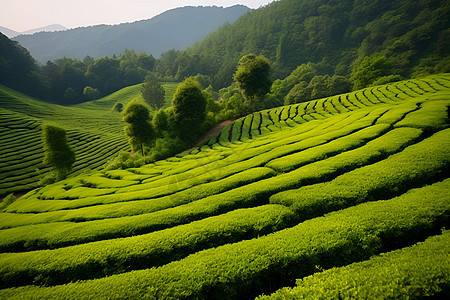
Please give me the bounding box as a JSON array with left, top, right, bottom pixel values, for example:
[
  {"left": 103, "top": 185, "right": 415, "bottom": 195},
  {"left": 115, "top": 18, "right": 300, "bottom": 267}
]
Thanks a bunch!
[
  {"left": 0, "top": 74, "right": 449, "bottom": 299},
  {"left": 0, "top": 82, "right": 178, "bottom": 197}
]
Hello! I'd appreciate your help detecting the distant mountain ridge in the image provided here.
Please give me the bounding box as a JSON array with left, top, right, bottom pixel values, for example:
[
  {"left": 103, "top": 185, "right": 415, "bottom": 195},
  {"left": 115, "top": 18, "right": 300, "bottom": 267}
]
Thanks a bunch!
[
  {"left": 0, "top": 24, "right": 67, "bottom": 38},
  {"left": 12, "top": 5, "right": 250, "bottom": 63}
]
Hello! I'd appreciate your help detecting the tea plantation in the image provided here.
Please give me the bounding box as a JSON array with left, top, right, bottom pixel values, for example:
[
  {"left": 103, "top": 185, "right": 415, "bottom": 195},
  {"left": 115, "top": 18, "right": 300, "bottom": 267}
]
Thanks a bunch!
[
  {"left": 0, "top": 82, "right": 177, "bottom": 197},
  {"left": 0, "top": 74, "right": 449, "bottom": 299}
]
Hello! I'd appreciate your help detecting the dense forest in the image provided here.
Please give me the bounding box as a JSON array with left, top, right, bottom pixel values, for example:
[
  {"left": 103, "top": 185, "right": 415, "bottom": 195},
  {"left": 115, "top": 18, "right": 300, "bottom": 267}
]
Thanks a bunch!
[
  {"left": 155, "top": 0, "right": 449, "bottom": 89},
  {"left": 13, "top": 5, "right": 250, "bottom": 63},
  {"left": 0, "top": 33, "right": 156, "bottom": 103}
]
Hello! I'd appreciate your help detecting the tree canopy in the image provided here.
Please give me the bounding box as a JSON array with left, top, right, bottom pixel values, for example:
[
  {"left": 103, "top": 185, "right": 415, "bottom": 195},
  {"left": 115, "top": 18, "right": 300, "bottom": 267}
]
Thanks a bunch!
[
  {"left": 172, "top": 77, "right": 207, "bottom": 139},
  {"left": 234, "top": 54, "right": 272, "bottom": 102},
  {"left": 141, "top": 73, "right": 165, "bottom": 110},
  {"left": 153, "top": 0, "right": 449, "bottom": 89},
  {"left": 41, "top": 123, "right": 75, "bottom": 180},
  {"left": 123, "top": 101, "right": 155, "bottom": 155}
]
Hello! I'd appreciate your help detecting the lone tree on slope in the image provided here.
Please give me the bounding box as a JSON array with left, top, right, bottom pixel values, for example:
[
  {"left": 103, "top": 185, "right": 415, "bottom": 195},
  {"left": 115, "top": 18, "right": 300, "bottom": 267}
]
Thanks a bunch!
[
  {"left": 172, "top": 77, "right": 207, "bottom": 140},
  {"left": 41, "top": 123, "right": 75, "bottom": 180},
  {"left": 123, "top": 100, "right": 155, "bottom": 155},
  {"left": 141, "top": 73, "right": 165, "bottom": 110},
  {"left": 233, "top": 53, "right": 272, "bottom": 108}
]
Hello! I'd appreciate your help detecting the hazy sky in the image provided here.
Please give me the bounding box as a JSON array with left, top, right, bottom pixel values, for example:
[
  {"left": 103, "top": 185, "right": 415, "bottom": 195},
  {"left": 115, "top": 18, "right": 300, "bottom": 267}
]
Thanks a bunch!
[{"left": 1, "top": 0, "right": 276, "bottom": 32}]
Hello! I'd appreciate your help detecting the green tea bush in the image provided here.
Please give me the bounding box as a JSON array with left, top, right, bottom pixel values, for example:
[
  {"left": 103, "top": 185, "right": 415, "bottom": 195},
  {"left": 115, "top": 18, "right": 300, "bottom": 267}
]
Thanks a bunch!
[
  {"left": 1, "top": 179, "right": 448, "bottom": 299},
  {"left": 266, "top": 123, "right": 391, "bottom": 172},
  {"left": 258, "top": 231, "right": 450, "bottom": 299},
  {"left": 0, "top": 194, "right": 14, "bottom": 211},
  {"left": 271, "top": 128, "right": 450, "bottom": 218},
  {"left": 0, "top": 168, "right": 276, "bottom": 250},
  {"left": 394, "top": 99, "right": 449, "bottom": 133},
  {"left": 0, "top": 205, "right": 297, "bottom": 287}
]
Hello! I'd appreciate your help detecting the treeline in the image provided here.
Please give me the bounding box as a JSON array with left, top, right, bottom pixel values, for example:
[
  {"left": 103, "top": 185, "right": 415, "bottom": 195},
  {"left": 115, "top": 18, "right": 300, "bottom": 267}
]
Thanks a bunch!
[
  {"left": 0, "top": 34, "right": 156, "bottom": 104},
  {"left": 152, "top": 0, "right": 449, "bottom": 90}
]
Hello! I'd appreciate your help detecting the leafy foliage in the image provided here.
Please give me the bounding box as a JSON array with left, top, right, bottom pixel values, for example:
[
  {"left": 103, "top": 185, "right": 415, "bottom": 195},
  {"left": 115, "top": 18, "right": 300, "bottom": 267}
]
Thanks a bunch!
[
  {"left": 258, "top": 230, "right": 450, "bottom": 299},
  {"left": 122, "top": 101, "right": 154, "bottom": 155},
  {"left": 41, "top": 123, "right": 75, "bottom": 181},
  {"left": 0, "top": 33, "right": 47, "bottom": 99},
  {"left": 154, "top": 0, "right": 449, "bottom": 90},
  {"left": 172, "top": 77, "right": 207, "bottom": 139},
  {"left": 141, "top": 73, "right": 165, "bottom": 110},
  {"left": 234, "top": 54, "right": 272, "bottom": 102}
]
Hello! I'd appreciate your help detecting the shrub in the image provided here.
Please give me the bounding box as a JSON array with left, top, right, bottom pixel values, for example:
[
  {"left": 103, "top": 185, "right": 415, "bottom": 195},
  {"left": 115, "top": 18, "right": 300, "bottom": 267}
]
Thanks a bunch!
[
  {"left": 83, "top": 86, "right": 100, "bottom": 100},
  {"left": 258, "top": 231, "right": 450, "bottom": 299},
  {"left": 271, "top": 128, "right": 450, "bottom": 219},
  {"left": 0, "top": 194, "right": 14, "bottom": 211},
  {"left": 1, "top": 179, "right": 448, "bottom": 299},
  {"left": 111, "top": 102, "right": 123, "bottom": 112}
]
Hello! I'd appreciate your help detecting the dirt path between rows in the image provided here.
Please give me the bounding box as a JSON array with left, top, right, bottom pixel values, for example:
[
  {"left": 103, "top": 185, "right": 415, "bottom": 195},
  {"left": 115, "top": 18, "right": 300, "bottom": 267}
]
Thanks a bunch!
[{"left": 183, "top": 119, "right": 233, "bottom": 153}]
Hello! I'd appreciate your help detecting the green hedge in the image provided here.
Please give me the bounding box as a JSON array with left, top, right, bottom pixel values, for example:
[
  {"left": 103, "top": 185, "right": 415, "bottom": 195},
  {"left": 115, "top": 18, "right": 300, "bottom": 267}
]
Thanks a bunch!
[
  {"left": 1, "top": 179, "right": 448, "bottom": 299},
  {"left": 394, "top": 99, "right": 449, "bottom": 133},
  {"left": 0, "top": 204, "right": 297, "bottom": 287},
  {"left": 0, "top": 167, "right": 275, "bottom": 230},
  {"left": 257, "top": 231, "right": 450, "bottom": 299},
  {"left": 271, "top": 128, "right": 450, "bottom": 218},
  {"left": 266, "top": 123, "right": 391, "bottom": 172},
  {"left": 6, "top": 109, "right": 375, "bottom": 214}
]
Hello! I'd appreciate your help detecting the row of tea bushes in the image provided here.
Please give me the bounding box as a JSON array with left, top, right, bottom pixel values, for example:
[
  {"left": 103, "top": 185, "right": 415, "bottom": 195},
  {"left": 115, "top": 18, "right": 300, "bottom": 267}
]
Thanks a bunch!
[
  {"left": 0, "top": 204, "right": 297, "bottom": 287},
  {"left": 1, "top": 179, "right": 448, "bottom": 299},
  {"left": 258, "top": 230, "right": 450, "bottom": 299},
  {"left": 270, "top": 128, "right": 450, "bottom": 219}
]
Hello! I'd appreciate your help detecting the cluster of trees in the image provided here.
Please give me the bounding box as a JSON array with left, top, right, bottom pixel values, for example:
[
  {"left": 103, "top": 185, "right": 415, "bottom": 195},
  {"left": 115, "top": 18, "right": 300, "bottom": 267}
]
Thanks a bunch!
[
  {"left": 0, "top": 33, "right": 46, "bottom": 98},
  {"left": 41, "top": 49, "right": 156, "bottom": 104},
  {"left": 151, "top": 0, "right": 449, "bottom": 90},
  {"left": 112, "top": 54, "right": 274, "bottom": 168},
  {"left": 0, "top": 34, "right": 156, "bottom": 104},
  {"left": 112, "top": 77, "right": 210, "bottom": 168}
]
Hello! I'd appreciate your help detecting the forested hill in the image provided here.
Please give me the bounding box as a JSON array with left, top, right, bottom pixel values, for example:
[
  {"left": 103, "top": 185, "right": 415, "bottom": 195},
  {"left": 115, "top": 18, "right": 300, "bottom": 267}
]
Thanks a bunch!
[
  {"left": 168, "top": 0, "right": 449, "bottom": 88},
  {"left": 13, "top": 5, "right": 250, "bottom": 63}
]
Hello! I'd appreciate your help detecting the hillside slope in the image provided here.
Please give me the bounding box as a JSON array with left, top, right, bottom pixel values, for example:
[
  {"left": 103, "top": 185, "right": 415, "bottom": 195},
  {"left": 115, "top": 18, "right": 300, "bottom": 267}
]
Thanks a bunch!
[
  {"left": 0, "top": 25, "right": 67, "bottom": 38},
  {"left": 0, "top": 82, "right": 177, "bottom": 197},
  {"left": 13, "top": 5, "right": 250, "bottom": 62},
  {"left": 169, "top": 0, "right": 449, "bottom": 88},
  {"left": 0, "top": 74, "right": 448, "bottom": 299}
]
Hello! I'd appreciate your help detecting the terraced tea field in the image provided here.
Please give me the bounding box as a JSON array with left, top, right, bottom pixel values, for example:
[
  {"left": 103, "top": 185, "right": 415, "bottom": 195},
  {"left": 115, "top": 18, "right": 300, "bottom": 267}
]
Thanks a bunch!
[
  {"left": 0, "top": 82, "right": 177, "bottom": 197},
  {"left": 0, "top": 74, "right": 449, "bottom": 299}
]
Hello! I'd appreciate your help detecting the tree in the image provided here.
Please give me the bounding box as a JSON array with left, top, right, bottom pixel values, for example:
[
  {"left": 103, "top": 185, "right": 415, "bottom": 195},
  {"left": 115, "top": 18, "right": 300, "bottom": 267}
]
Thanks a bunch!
[
  {"left": 233, "top": 54, "right": 272, "bottom": 107},
  {"left": 172, "top": 77, "right": 207, "bottom": 139},
  {"left": 63, "top": 87, "right": 77, "bottom": 104},
  {"left": 152, "top": 109, "right": 169, "bottom": 137},
  {"left": 83, "top": 86, "right": 100, "bottom": 100},
  {"left": 123, "top": 100, "right": 155, "bottom": 155},
  {"left": 85, "top": 57, "right": 123, "bottom": 96},
  {"left": 141, "top": 73, "right": 165, "bottom": 110},
  {"left": 284, "top": 81, "right": 310, "bottom": 105},
  {"left": 41, "top": 123, "right": 75, "bottom": 180},
  {"left": 137, "top": 52, "right": 156, "bottom": 71},
  {"left": 350, "top": 54, "right": 393, "bottom": 90}
]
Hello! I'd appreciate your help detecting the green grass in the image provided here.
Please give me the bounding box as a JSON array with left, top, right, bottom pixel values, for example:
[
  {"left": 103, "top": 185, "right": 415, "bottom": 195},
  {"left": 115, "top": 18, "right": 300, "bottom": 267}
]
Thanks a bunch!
[{"left": 0, "top": 74, "right": 449, "bottom": 299}]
